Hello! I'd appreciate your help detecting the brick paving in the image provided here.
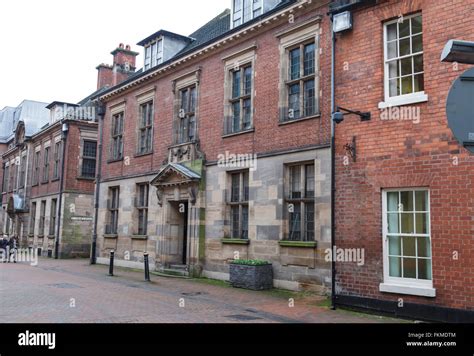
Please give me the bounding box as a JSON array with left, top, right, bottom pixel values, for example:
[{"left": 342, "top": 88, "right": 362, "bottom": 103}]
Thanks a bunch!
[{"left": 0, "top": 259, "right": 404, "bottom": 323}]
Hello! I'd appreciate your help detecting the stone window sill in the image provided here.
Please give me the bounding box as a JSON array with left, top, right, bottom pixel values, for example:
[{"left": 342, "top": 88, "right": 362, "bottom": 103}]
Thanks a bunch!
[
  {"left": 378, "top": 92, "right": 428, "bottom": 109},
  {"left": 279, "top": 114, "right": 321, "bottom": 126},
  {"left": 222, "top": 238, "right": 250, "bottom": 245},
  {"left": 222, "top": 128, "right": 255, "bottom": 139},
  {"left": 379, "top": 283, "right": 436, "bottom": 298},
  {"left": 134, "top": 151, "right": 153, "bottom": 158},
  {"left": 104, "top": 234, "right": 118, "bottom": 239},
  {"left": 47, "top": 235, "right": 55, "bottom": 240},
  {"left": 77, "top": 176, "right": 95, "bottom": 181},
  {"left": 279, "top": 241, "right": 317, "bottom": 248},
  {"left": 131, "top": 235, "right": 148, "bottom": 240},
  {"left": 107, "top": 158, "right": 124, "bottom": 164}
]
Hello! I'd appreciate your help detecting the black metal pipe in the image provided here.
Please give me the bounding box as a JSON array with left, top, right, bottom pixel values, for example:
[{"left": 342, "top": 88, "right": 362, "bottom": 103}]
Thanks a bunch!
[
  {"left": 90, "top": 102, "right": 105, "bottom": 265},
  {"left": 330, "top": 15, "right": 337, "bottom": 311},
  {"left": 55, "top": 123, "right": 68, "bottom": 259},
  {"left": 109, "top": 250, "right": 115, "bottom": 276},
  {"left": 144, "top": 253, "right": 150, "bottom": 282}
]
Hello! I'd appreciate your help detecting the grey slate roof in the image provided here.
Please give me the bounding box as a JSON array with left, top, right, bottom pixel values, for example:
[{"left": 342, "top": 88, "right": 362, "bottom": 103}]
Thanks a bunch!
[
  {"left": 0, "top": 100, "right": 50, "bottom": 143},
  {"left": 179, "top": 9, "right": 231, "bottom": 55},
  {"left": 94, "top": 0, "right": 295, "bottom": 100},
  {"left": 0, "top": 107, "right": 16, "bottom": 143}
]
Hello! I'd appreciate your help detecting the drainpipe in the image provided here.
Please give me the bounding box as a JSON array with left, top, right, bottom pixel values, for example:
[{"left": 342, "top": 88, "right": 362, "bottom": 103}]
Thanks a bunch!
[
  {"left": 55, "top": 121, "right": 69, "bottom": 259},
  {"left": 330, "top": 14, "right": 337, "bottom": 311},
  {"left": 90, "top": 102, "right": 105, "bottom": 265}
]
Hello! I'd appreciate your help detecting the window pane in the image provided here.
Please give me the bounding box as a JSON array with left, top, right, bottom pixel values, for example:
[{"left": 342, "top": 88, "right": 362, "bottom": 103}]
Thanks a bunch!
[
  {"left": 389, "top": 256, "right": 401, "bottom": 277},
  {"left": 387, "top": 41, "right": 398, "bottom": 60},
  {"left": 412, "top": 34, "right": 423, "bottom": 53},
  {"left": 387, "top": 213, "right": 399, "bottom": 233},
  {"left": 288, "top": 84, "right": 300, "bottom": 119},
  {"left": 387, "top": 23, "right": 397, "bottom": 41},
  {"left": 242, "top": 206, "right": 249, "bottom": 239},
  {"left": 289, "top": 48, "right": 300, "bottom": 80},
  {"left": 415, "top": 213, "right": 429, "bottom": 234},
  {"left": 231, "top": 206, "right": 240, "bottom": 238},
  {"left": 83, "top": 141, "right": 97, "bottom": 158},
  {"left": 180, "top": 89, "right": 188, "bottom": 111},
  {"left": 414, "top": 73, "right": 424, "bottom": 92},
  {"left": 232, "top": 70, "right": 241, "bottom": 98},
  {"left": 387, "top": 192, "right": 399, "bottom": 212},
  {"left": 244, "top": 67, "right": 252, "bottom": 95},
  {"left": 290, "top": 165, "right": 301, "bottom": 199},
  {"left": 303, "top": 43, "right": 315, "bottom": 76},
  {"left": 388, "top": 61, "right": 399, "bottom": 79},
  {"left": 418, "top": 259, "right": 431, "bottom": 280},
  {"left": 389, "top": 78, "right": 400, "bottom": 97},
  {"left": 243, "top": 0, "right": 251, "bottom": 22},
  {"left": 305, "top": 202, "right": 315, "bottom": 241},
  {"left": 415, "top": 191, "right": 428, "bottom": 211},
  {"left": 305, "top": 164, "right": 315, "bottom": 198},
  {"left": 398, "top": 20, "right": 410, "bottom": 38},
  {"left": 403, "top": 258, "right": 417, "bottom": 278},
  {"left": 231, "top": 174, "right": 240, "bottom": 202},
  {"left": 190, "top": 87, "right": 197, "bottom": 113},
  {"left": 400, "top": 191, "right": 414, "bottom": 211},
  {"left": 401, "top": 213, "right": 414, "bottom": 233},
  {"left": 401, "top": 76, "right": 413, "bottom": 95},
  {"left": 243, "top": 99, "right": 251, "bottom": 130},
  {"left": 399, "top": 37, "right": 411, "bottom": 56},
  {"left": 417, "top": 237, "right": 431, "bottom": 258},
  {"left": 243, "top": 171, "right": 249, "bottom": 201},
  {"left": 402, "top": 236, "right": 416, "bottom": 257},
  {"left": 400, "top": 57, "right": 413, "bottom": 76},
  {"left": 232, "top": 102, "right": 240, "bottom": 132},
  {"left": 304, "top": 79, "right": 316, "bottom": 116},
  {"left": 413, "top": 55, "right": 423, "bottom": 73},
  {"left": 388, "top": 236, "right": 401, "bottom": 255},
  {"left": 289, "top": 203, "right": 301, "bottom": 241},
  {"left": 411, "top": 16, "right": 422, "bottom": 34}
]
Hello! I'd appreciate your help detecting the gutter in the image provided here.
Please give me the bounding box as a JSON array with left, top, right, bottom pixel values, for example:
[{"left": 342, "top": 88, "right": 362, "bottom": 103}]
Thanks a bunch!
[
  {"left": 90, "top": 103, "right": 105, "bottom": 264},
  {"left": 330, "top": 14, "right": 337, "bottom": 311},
  {"left": 55, "top": 122, "right": 68, "bottom": 259}
]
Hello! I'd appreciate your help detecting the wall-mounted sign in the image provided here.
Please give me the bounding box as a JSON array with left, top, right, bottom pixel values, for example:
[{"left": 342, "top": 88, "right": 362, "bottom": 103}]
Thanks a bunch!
[{"left": 446, "top": 67, "right": 474, "bottom": 154}]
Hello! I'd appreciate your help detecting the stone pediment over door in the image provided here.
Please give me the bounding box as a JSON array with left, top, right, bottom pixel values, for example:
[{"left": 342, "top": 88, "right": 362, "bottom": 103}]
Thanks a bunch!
[{"left": 150, "top": 163, "right": 201, "bottom": 206}]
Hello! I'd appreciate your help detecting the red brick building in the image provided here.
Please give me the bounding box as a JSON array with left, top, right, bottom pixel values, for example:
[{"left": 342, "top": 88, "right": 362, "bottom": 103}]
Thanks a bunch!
[
  {"left": 331, "top": 0, "right": 473, "bottom": 321},
  {"left": 94, "top": 0, "right": 334, "bottom": 293}
]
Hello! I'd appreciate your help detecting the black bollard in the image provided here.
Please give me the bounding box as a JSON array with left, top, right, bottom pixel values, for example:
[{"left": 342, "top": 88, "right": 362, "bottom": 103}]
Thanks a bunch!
[
  {"left": 109, "top": 250, "right": 115, "bottom": 276},
  {"left": 144, "top": 252, "right": 150, "bottom": 282}
]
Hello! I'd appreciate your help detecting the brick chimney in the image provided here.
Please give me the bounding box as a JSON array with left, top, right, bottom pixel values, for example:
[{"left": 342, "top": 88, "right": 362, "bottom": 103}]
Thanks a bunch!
[{"left": 96, "top": 44, "right": 139, "bottom": 90}]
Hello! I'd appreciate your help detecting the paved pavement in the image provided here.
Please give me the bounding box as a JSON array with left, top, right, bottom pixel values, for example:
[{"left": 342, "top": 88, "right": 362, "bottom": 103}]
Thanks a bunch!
[{"left": 0, "top": 258, "right": 404, "bottom": 323}]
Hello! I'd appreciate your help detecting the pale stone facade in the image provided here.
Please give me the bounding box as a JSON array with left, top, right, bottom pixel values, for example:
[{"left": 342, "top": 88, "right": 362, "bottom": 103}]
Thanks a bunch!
[{"left": 96, "top": 147, "right": 331, "bottom": 293}]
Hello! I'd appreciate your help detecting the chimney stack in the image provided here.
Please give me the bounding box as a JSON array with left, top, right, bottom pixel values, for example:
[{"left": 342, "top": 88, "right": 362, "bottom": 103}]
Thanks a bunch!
[{"left": 96, "top": 44, "right": 139, "bottom": 90}]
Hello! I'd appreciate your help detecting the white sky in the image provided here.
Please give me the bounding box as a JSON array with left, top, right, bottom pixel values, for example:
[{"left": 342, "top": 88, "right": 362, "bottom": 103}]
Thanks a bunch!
[{"left": 0, "top": 0, "right": 228, "bottom": 109}]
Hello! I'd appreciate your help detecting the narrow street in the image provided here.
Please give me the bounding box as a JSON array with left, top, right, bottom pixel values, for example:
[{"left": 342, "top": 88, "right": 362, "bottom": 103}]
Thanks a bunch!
[{"left": 0, "top": 259, "right": 403, "bottom": 324}]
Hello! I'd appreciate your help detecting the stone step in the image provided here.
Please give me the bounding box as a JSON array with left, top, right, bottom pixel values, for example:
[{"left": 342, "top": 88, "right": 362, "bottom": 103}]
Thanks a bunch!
[
  {"left": 162, "top": 268, "right": 189, "bottom": 277},
  {"left": 169, "top": 264, "right": 188, "bottom": 271}
]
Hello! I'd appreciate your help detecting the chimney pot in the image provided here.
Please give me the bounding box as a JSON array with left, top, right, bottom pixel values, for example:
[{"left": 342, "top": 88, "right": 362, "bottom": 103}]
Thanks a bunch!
[{"left": 119, "top": 43, "right": 124, "bottom": 49}]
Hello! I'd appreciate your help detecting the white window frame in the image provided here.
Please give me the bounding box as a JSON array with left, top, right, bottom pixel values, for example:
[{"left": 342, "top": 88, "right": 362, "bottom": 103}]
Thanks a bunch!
[
  {"left": 379, "top": 13, "right": 428, "bottom": 109},
  {"left": 380, "top": 188, "right": 436, "bottom": 297},
  {"left": 144, "top": 39, "right": 164, "bottom": 70},
  {"left": 231, "top": 0, "right": 263, "bottom": 28}
]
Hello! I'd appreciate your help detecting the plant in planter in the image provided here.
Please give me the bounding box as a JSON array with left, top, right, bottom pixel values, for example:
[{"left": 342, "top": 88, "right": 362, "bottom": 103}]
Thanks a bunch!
[{"left": 229, "top": 259, "right": 273, "bottom": 291}]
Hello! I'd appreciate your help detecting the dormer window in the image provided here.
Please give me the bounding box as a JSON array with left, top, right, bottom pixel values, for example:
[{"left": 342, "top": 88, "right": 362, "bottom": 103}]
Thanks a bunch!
[
  {"left": 144, "top": 39, "right": 164, "bottom": 70},
  {"left": 232, "top": 0, "right": 263, "bottom": 27}
]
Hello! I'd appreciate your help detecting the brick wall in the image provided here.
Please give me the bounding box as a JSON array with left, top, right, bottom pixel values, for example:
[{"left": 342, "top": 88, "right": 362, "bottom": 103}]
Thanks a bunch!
[
  {"left": 101, "top": 1, "right": 332, "bottom": 182},
  {"left": 334, "top": 0, "right": 473, "bottom": 311}
]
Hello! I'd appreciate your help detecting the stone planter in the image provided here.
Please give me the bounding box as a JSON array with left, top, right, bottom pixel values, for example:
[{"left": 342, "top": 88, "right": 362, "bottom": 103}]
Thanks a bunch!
[{"left": 229, "top": 263, "right": 273, "bottom": 291}]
